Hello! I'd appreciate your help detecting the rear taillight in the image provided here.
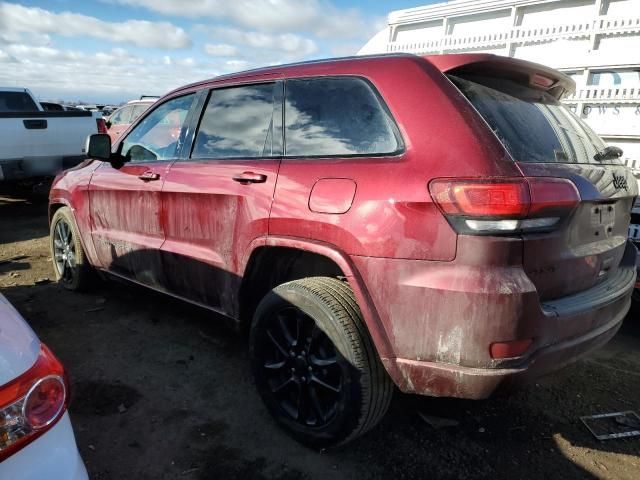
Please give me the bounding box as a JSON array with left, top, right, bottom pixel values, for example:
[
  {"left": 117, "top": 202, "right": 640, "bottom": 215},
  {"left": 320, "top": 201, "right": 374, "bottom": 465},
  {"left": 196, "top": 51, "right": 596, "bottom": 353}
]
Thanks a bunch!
[
  {"left": 0, "top": 344, "right": 67, "bottom": 462},
  {"left": 429, "top": 177, "right": 580, "bottom": 235},
  {"left": 96, "top": 118, "right": 108, "bottom": 134}
]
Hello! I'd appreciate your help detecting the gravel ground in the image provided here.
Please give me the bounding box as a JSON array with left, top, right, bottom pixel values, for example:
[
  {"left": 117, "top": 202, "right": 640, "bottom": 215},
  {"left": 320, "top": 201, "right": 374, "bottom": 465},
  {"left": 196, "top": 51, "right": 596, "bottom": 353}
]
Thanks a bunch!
[{"left": 1, "top": 189, "right": 639, "bottom": 480}]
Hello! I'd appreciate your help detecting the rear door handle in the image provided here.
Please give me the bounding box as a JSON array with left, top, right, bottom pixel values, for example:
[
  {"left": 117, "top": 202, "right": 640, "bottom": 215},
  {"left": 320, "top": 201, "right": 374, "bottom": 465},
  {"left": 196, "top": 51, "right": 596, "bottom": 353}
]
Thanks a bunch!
[
  {"left": 232, "top": 172, "right": 267, "bottom": 184},
  {"left": 139, "top": 171, "right": 160, "bottom": 181}
]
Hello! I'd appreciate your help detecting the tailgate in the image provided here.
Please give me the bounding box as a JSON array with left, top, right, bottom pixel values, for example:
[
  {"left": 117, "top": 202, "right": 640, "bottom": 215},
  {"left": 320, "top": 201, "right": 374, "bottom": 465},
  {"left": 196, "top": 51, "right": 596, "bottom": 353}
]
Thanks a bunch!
[
  {"left": 518, "top": 162, "right": 637, "bottom": 300},
  {"left": 447, "top": 64, "right": 638, "bottom": 301}
]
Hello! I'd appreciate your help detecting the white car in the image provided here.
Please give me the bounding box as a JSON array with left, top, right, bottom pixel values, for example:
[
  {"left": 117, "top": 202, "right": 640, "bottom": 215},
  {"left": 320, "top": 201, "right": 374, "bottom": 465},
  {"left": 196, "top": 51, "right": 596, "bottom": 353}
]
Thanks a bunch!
[{"left": 0, "top": 294, "right": 87, "bottom": 479}]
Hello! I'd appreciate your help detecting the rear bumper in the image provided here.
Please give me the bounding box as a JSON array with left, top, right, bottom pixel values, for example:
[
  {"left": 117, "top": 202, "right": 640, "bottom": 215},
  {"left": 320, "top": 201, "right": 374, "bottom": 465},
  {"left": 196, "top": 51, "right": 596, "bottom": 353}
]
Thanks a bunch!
[
  {"left": 390, "top": 299, "right": 626, "bottom": 399},
  {"left": 0, "top": 156, "right": 85, "bottom": 181},
  {"left": 352, "top": 239, "right": 637, "bottom": 399}
]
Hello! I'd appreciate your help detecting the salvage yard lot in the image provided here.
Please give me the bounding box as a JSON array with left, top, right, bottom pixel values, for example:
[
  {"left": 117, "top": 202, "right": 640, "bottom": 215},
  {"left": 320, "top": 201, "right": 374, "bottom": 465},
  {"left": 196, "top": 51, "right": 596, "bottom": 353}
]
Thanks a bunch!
[{"left": 1, "top": 189, "right": 639, "bottom": 480}]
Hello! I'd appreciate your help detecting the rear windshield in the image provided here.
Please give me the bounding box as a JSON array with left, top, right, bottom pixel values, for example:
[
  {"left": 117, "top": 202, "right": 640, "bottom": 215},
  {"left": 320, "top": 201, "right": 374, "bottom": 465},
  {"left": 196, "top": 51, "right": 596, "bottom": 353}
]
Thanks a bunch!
[
  {"left": 449, "top": 74, "right": 619, "bottom": 165},
  {"left": 0, "top": 92, "right": 39, "bottom": 112}
]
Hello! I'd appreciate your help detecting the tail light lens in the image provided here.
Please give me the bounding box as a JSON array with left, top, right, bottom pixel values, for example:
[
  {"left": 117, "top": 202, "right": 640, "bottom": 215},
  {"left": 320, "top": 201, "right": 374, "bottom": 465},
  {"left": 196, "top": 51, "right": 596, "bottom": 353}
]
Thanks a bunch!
[
  {"left": 96, "top": 118, "right": 108, "bottom": 134},
  {"left": 0, "top": 344, "right": 68, "bottom": 462},
  {"left": 429, "top": 177, "right": 580, "bottom": 235}
]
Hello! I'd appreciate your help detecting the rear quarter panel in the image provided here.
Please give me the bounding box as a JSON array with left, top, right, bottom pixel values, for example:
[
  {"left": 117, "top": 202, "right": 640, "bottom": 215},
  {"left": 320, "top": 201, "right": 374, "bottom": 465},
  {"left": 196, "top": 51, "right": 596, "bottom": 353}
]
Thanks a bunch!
[{"left": 269, "top": 56, "right": 521, "bottom": 260}]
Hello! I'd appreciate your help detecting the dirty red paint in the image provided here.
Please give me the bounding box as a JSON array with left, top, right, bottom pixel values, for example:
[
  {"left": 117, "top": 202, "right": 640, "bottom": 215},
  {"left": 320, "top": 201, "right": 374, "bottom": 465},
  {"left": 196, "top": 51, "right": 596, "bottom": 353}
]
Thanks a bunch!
[{"left": 49, "top": 53, "right": 638, "bottom": 400}]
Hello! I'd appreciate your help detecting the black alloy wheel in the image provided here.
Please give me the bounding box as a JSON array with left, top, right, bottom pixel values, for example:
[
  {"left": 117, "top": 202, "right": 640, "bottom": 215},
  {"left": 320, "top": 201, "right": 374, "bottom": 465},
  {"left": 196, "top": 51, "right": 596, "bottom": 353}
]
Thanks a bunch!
[
  {"left": 260, "top": 305, "right": 343, "bottom": 427},
  {"left": 250, "top": 277, "right": 393, "bottom": 448}
]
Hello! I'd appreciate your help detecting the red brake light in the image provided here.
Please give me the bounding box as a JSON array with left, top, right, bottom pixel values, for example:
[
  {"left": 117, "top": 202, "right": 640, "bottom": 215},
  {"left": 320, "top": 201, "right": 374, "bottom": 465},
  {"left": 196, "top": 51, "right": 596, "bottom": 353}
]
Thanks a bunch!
[
  {"left": 0, "top": 344, "right": 68, "bottom": 461},
  {"left": 23, "top": 376, "right": 66, "bottom": 429},
  {"left": 429, "top": 177, "right": 580, "bottom": 234},
  {"left": 96, "top": 118, "right": 108, "bottom": 134},
  {"left": 430, "top": 179, "right": 529, "bottom": 217},
  {"left": 528, "top": 177, "right": 580, "bottom": 216}
]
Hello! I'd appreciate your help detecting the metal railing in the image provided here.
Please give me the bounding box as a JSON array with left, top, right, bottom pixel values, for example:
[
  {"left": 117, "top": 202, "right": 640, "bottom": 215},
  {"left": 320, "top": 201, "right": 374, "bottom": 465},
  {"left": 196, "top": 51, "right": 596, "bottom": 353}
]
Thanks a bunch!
[
  {"left": 564, "top": 86, "right": 640, "bottom": 103},
  {"left": 387, "top": 16, "right": 640, "bottom": 54}
]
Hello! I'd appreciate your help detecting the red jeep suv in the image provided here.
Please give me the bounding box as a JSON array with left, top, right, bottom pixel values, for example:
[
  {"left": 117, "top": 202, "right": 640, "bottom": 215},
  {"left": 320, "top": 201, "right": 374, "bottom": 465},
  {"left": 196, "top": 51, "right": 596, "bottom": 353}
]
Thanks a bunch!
[{"left": 49, "top": 53, "right": 638, "bottom": 447}]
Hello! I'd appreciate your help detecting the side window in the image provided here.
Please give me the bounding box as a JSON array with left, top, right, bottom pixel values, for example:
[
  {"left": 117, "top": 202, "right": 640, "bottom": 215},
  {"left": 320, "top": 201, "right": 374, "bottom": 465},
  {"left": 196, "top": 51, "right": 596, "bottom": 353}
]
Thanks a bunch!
[
  {"left": 121, "top": 94, "right": 195, "bottom": 163},
  {"left": 284, "top": 77, "right": 401, "bottom": 157},
  {"left": 191, "top": 82, "right": 281, "bottom": 159},
  {"left": 110, "top": 106, "right": 132, "bottom": 125},
  {"left": 131, "top": 104, "right": 151, "bottom": 122}
]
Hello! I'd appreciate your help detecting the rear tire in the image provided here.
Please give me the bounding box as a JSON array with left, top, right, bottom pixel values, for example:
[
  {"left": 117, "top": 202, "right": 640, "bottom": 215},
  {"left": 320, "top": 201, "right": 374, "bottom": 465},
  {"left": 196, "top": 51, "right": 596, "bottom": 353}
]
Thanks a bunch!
[
  {"left": 50, "top": 207, "right": 94, "bottom": 291},
  {"left": 249, "top": 276, "right": 393, "bottom": 448}
]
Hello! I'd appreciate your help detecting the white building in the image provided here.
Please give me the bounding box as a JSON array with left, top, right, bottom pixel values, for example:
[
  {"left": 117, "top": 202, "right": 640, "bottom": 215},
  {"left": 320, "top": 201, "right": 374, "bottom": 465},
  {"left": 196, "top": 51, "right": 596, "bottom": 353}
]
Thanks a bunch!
[{"left": 359, "top": 0, "right": 640, "bottom": 173}]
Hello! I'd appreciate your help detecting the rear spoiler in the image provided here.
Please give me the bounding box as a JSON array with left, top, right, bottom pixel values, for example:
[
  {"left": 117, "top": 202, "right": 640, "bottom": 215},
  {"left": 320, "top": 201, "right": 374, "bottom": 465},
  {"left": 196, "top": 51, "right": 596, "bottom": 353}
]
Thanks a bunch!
[{"left": 424, "top": 53, "right": 575, "bottom": 100}]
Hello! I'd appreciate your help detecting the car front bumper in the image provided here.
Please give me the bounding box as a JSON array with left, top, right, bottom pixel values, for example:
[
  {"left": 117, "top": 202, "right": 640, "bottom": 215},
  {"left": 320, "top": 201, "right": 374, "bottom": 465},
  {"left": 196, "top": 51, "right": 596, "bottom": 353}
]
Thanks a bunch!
[{"left": 0, "top": 412, "right": 88, "bottom": 480}]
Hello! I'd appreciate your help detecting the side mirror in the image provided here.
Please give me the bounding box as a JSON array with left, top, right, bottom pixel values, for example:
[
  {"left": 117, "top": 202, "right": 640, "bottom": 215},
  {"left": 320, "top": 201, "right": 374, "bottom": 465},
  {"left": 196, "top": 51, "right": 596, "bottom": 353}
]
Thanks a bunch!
[
  {"left": 86, "top": 134, "right": 111, "bottom": 161},
  {"left": 85, "top": 133, "right": 126, "bottom": 168}
]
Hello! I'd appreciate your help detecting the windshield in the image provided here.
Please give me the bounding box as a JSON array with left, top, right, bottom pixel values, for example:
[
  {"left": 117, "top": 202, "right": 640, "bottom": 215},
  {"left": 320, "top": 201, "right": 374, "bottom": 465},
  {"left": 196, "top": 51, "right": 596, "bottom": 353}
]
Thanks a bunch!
[{"left": 449, "top": 74, "right": 619, "bottom": 165}]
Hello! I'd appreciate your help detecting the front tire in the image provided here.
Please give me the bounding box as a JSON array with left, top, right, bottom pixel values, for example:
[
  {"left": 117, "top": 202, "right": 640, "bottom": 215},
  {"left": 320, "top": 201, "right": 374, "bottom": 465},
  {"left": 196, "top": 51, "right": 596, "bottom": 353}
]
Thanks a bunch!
[
  {"left": 249, "top": 277, "right": 393, "bottom": 448},
  {"left": 50, "top": 206, "right": 94, "bottom": 291}
]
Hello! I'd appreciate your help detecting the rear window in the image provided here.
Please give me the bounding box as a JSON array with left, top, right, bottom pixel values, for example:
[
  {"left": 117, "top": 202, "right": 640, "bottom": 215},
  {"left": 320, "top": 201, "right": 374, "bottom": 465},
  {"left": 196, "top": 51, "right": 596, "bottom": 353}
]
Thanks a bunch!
[
  {"left": 449, "top": 75, "right": 618, "bottom": 165},
  {"left": 0, "top": 92, "right": 39, "bottom": 112}
]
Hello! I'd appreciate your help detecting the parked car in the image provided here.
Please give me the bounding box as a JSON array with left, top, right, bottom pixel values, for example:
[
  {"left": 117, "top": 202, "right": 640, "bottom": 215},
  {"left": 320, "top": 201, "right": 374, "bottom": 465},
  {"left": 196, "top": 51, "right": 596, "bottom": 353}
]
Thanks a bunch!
[
  {"left": 104, "top": 99, "right": 156, "bottom": 143},
  {"left": 48, "top": 53, "right": 638, "bottom": 447},
  {"left": 0, "top": 293, "right": 87, "bottom": 478},
  {"left": 0, "top": 87, "right": 106, "bottom": 182}
]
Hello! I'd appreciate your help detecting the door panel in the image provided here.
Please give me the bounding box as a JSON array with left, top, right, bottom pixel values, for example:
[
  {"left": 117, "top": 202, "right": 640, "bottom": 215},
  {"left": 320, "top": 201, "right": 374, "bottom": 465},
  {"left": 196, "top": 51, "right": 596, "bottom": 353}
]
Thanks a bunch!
[
  {"left": 161, "top": 160, "right": 280, "bottom": 314},
  {"left": 160, "top": 81, "right": 283, "bottom": 316},
  {"left": 89, "top": 93, "right": 196, "bottom": 289},
  {"left": 89, "top": 161, "right": 169, "bottom": 288}
]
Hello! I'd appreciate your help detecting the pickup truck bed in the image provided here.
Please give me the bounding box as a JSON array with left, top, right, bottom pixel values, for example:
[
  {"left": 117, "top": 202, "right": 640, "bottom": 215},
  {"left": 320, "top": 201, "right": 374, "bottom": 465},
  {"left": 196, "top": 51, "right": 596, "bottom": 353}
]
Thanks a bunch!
[{"left": 0, "top": 88, "right": 99, "bottom": 182}]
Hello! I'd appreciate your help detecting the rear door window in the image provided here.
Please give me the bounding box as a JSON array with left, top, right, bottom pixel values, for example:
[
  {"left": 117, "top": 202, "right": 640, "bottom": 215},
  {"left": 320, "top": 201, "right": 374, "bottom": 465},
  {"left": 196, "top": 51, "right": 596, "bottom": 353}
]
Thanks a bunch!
[
  {"left": 284, "top": 77, "right": 402, "bottom": 157},
  {"left": 191, "top": 82, "right": 282, "bottom": 159},
  {"left": 449, "top": 75, "right": 616, "bottom": 165},
  {"left": 0, "top": 92, "right": 39, "bottom": 112}
]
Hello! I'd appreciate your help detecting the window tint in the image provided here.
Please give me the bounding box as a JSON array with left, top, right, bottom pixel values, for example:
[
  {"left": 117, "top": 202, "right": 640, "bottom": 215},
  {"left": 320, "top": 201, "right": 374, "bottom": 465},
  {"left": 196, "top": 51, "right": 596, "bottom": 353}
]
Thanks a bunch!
[
  {"left": 284, "top": 77, "right": 400, "bottom": 157},
  {"left": 110, "top": 106, "right": 132, "bottom": 125},
  {"left": 0, "top": 92, "right": 39, "bottom": 112},
  {"left": 121, "top": 94, "right": 194, "bottom": 163},
  {"left": 192, "top": 83, "right": 280, "bottom": 159},
  {"left": 450, "top": 75, "right": 613, "bottom": 165}
]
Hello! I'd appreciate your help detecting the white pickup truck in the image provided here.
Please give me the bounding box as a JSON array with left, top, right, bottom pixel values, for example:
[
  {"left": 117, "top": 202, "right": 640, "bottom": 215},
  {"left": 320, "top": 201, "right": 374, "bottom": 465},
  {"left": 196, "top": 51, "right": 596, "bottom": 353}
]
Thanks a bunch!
[{"left": 0, "top": 87, "right": 101, "bottom": 182}]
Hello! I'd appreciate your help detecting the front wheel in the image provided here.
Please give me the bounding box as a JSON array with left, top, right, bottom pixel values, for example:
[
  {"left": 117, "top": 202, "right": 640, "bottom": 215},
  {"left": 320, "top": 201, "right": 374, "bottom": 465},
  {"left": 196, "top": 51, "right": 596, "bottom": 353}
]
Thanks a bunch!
[
  {"left": 249, "top": 277, "right": 393, "bottom": 448},
  {"left": 50, "top": 207, "right": 94, "bottom": 291}
]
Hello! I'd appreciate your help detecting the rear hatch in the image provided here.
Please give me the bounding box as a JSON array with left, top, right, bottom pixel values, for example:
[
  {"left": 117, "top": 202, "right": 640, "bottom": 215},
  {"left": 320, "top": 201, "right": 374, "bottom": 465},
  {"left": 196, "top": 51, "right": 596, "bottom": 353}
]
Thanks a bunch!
[{"left": 443, "top": 58, "right": 637, "bottom": 301}]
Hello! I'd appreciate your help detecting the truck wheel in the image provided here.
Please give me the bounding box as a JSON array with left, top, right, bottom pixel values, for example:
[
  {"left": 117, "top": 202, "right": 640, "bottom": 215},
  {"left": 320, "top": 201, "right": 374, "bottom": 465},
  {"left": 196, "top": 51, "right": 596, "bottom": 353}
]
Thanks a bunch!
[
  {"left": 50, "top": 207, "right": 94, "bottom": 291},
  {"left": 249, "top": 277, "right": 393, "bottom": 448}
]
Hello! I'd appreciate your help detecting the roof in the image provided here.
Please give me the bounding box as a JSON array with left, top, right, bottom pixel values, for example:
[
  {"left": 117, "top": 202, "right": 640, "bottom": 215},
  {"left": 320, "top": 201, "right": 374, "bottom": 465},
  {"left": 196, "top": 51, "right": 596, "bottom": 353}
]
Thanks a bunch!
[
  {"left": 165, "top": 52, "right": 574, "bottom": 98},
  {"left": 0, "top": 87, "right": 29, "bottom": 93}
]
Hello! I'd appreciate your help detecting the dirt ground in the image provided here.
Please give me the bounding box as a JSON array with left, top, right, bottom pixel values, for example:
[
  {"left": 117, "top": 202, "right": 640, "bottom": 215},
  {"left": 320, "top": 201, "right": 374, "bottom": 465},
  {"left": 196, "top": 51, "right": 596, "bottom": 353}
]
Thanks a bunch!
[{"left": 1, "top": 188, "right": 639, "bottom": 480}]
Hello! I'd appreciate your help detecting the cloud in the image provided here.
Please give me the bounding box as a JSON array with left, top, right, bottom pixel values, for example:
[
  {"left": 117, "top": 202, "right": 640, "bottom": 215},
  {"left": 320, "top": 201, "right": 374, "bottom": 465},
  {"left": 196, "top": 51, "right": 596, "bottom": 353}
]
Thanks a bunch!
[
  {"left": 204, "top": 43, "right": 238, "bottom": 57},
  {"left": 108, "top": 0, "right": 377, "bottom": 40},
  {"left": 211, "top": 27, "right": 317, "bottom": 57},
  {"left": 0, "top": 43, "right": 215, "bottom": 102},
  {"left": 0, "top": 2, "right": 191, "bottom": 49}
]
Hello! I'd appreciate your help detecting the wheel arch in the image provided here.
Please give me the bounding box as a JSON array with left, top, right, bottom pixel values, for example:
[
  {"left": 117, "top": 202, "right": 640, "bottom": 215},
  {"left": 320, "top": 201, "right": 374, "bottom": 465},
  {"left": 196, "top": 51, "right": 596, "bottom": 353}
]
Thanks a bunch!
[{"left": 238, "top": 237, "right": 395, "bottom": 361}]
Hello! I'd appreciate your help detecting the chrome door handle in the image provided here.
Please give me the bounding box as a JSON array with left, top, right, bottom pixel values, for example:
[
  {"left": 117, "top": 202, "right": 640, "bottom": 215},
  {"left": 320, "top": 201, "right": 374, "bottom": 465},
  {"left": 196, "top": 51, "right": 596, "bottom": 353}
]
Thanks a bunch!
[
  {"left": 232, "top": 172, "right": 267, "bottom": 184},
  {"left": 139, "top": 171, "right": 160, "bottom": 181}
]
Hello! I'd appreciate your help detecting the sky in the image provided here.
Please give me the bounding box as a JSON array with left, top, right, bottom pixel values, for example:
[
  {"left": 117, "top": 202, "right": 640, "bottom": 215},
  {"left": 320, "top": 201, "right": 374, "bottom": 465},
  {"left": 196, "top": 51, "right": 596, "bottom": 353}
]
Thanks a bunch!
[{"left": 0, "top": 0, "right": 430, "bottom": 104}]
